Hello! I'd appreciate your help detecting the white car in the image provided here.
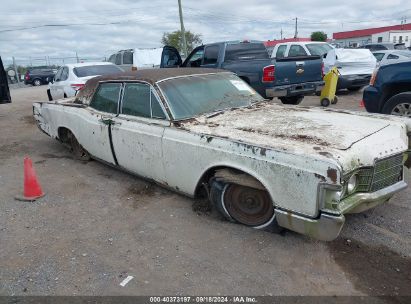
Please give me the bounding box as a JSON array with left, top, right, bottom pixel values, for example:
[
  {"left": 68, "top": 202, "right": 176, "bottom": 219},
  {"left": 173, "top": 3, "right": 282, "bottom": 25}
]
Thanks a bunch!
[
  {"left": 373, "top": 50, "right": 411, "bottom": 66},
  {"left": 271, "top": 42, "right": 334, "bottom": 58},
  {"left": 47, "top": 62, "right": 123, "bottom": 101},
  {"left": 33, "top": 69, "right": 411, "bottom": 241}
]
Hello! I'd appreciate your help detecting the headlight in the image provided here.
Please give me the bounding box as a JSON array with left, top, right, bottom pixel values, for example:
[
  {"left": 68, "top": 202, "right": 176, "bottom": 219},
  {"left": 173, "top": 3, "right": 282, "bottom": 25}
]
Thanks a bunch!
[{"left": 347, "top": 174, "right": 358, "bottom": 194}]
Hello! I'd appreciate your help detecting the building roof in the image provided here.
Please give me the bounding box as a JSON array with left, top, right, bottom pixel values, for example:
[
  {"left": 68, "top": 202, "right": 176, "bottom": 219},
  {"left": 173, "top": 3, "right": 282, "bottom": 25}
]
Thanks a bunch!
[
  {"left": 264, "top": 38, "right": 311, "bottom": 47},
  {"left": 333, "top": 23, "right": 411, "bottom": 40}
]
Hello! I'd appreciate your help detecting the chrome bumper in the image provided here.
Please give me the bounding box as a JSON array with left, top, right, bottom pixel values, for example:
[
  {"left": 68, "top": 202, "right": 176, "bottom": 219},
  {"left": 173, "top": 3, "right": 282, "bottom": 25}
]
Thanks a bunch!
[
  {"left": 275, "top": 209, "right": 344, "bottom": 241},
  {"left": 266, "top": 81, "right": 324, "bottom": 98},
  {"left": 275, "top": 179, "right": 408, "bottom": 241}
]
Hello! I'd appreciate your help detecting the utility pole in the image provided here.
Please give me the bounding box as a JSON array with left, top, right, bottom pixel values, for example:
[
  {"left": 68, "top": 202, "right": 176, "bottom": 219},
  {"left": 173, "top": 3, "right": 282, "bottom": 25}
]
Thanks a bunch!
[
  {"left": 12, "top": 56, "right": 20, "bottom": 83},
  {"left": 76, "top": 52, "right": 79, "bottom": 63},
  {"left": 280, "top": 28, "right": 283, "bottom": 40},
  {"left": 177, "top": 0, "right": 188, "bottom": 57},
  {"left": 294, "top": 17, "right": 298, "bottom": 38}
]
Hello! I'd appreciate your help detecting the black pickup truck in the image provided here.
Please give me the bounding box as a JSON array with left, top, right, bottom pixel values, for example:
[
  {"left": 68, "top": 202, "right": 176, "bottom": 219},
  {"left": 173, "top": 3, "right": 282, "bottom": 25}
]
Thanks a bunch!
[{"left": 160, "top": 41, "right": 324, "bottom": 104}]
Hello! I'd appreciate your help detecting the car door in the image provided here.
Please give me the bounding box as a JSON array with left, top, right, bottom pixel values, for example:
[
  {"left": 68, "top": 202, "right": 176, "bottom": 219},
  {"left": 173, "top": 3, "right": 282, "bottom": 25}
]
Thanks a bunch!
[
  {"left": 182, "top": 46, "right": 204, "bottom": 67},
  {"left": 160, "top": 46, "right": 182, "bottom": 68},
  {"left": 110, "top": 82, "right": 170, "bottom": 182},
  {"left": 85, "top": 82, "right": 122, "bottom": 164},
  {"left": 50, "top": 67, "right": 63, "bottom": 99},
  {"left": 57, "top": 67, "right": 70, "bottom": 98},
  {"left": 201, "top": 44, "right": 220, "bottom": 68}
]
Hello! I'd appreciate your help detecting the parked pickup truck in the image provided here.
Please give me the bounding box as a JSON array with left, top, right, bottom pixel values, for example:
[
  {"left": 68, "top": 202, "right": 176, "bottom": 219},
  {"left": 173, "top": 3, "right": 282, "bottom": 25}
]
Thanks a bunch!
[
  {"left": 161, "top": 41, "right": 324, "bottom": 105},
  {"left": 363, "top": 60, "right": 411, "bottom": 117},
  {"left": 33, "top": 68, "right": 411, "bottom": 241}
]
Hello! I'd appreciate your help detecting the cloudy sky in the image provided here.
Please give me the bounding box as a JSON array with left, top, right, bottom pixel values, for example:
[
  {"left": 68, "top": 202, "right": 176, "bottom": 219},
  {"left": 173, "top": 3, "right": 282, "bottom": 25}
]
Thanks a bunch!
[{"left": 0, "top": 0, "right": 410, "bottom": 66}]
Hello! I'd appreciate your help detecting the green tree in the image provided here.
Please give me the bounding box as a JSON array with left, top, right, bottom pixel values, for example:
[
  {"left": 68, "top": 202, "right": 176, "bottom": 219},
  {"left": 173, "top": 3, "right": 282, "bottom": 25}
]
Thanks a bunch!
[
  {"left": 310, "top": 31, "right": 328, "bottom": 42},
  {"left": 161, "top": 30, "right": 202, "bottom": 56}
]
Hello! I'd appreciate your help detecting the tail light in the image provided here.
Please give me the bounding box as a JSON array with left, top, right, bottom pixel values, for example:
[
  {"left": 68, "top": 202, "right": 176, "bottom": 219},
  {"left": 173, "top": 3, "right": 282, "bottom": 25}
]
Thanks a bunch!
[
  {"left": 370, "top": 68, "right": 379, "bottom": 86},
  {"left": 70, "top": 84, "right": 85, "bottom": 91},
  {"left": 25, "top": 72, "right": 30, "bottom": 80},
  {"left": 262, "top": 65, "right": 275, "bottom": 82}
]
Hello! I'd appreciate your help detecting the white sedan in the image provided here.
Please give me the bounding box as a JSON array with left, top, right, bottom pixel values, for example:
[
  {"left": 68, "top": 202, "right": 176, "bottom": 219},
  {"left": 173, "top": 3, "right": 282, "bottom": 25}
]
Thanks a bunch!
[
  {"left": 47, "top": 62, "right": 123, "bottom": 101},
  {"left": 373, "top": 50, "right": 411, "bottom": 66},
  {"left": 33, "top": 68, "right": 411, "bottom": 241}
]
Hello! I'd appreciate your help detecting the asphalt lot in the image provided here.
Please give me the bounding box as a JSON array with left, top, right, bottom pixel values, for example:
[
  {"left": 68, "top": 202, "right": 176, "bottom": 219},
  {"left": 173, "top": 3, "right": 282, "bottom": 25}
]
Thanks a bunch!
[{"left": 0, "top": 85, "right": 410, "bottom": 296}]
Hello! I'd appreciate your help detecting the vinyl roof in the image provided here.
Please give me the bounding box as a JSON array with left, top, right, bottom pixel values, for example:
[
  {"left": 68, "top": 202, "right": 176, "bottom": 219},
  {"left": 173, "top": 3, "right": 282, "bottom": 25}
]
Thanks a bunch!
[{"left": 75, "top": 68, "right": 228, "bottom": 105}]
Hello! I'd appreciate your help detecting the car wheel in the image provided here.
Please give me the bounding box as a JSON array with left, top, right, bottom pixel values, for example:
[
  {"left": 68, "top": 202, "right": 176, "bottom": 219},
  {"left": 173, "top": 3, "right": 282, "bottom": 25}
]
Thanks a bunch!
[
  {"left": 382, "top": 92, "right": 411, "bottom": 118},
  {"left": 210, "top": 180, "right": 282, "bottom": 232},
  {"left": 33, "top": 79, "right": 42, "bottom": 86},
  {"left": 66, "top": 131, "right": 91, "bottom": 161},
  {"left": 279, "top": 96, "right": 304, "bottom": 105}
]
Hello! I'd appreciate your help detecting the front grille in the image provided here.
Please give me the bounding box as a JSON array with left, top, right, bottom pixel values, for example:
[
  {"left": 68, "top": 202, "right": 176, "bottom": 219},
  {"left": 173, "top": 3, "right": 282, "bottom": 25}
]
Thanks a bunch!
[
  {"left": 356, "top": 168, "right": 373, "bottom": 192},
  {"left": 370, "top": 154, "right": 403, "bottom": 192}
]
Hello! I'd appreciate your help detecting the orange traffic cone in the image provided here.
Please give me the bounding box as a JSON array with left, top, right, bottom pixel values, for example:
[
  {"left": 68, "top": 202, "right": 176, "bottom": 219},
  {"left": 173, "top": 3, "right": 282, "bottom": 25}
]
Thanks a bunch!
[
  {"left": 15, "top": 157, "right": 45, "bottom": 201},
  {"left": 359, "top": 100, "right": 365, "bottom": 108}
]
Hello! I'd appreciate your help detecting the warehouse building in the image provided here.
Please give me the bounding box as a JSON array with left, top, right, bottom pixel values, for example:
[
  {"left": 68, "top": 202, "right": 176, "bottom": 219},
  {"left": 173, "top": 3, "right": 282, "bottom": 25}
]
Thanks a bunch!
[{"left": 333, "top": 23, "right": 411, "bottom": 48}]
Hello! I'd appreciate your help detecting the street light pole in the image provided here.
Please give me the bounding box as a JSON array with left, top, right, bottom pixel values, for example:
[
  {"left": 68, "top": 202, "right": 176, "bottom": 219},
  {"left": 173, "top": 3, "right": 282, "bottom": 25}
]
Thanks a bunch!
[{"left": 178, "top": 0, "right": 188, "bottom": 57}]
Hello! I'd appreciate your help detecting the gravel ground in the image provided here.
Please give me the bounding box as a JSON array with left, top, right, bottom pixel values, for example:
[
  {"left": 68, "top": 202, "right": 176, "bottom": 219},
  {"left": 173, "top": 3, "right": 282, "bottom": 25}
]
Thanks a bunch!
[{"left": 0, "top": 85, "right": 410, "bottom": 296}]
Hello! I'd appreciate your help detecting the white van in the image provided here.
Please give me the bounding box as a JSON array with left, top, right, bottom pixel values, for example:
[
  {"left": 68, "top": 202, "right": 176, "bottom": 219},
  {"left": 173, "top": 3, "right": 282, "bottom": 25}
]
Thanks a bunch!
[{"left": 108, "top": 47, "right": 182, "bottom": 71}]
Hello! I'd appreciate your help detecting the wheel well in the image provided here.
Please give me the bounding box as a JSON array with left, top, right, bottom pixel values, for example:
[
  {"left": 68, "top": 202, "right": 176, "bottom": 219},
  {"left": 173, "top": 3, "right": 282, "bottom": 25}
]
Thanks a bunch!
[
  {"left": 57, "top": 127, "right": 72, "bottom": 144},
  {"left": 194, "top": 166, "right": 266, "bottom": 198},
  {"left": 239, "top": 76, "right": 250, "bottom": 84},
  {"left": 380, "top": 83, "right": 411, "bottom": 111}
]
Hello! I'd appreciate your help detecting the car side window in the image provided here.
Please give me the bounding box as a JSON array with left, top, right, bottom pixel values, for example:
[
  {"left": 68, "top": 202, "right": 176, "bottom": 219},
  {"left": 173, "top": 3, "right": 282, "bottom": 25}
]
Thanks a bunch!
[
  {"left": 121, "top": 83, "right": 151, "bottom": 118},
  {"left": 121, "top": 83, "right": 167, "bottom": 119},
  {"left": 387, "top": 54, "right": 399, "bottom": 60},
  {"left": 288, "top": 45, "right": 308, "bottom": 57},
  {"left": 54, "top": 68, "right": 63, "bottom": 82},
  {"left": 123, "top": 51, "right": 133, "bottom": 64},
  {"left": 151, "top": 91, "right": 166, "bottom": 119},
  {"left": 108, "top": 54, "right": 116, "bottom": 64},
  {"left": 115, "top": 53, "right": 122, "bottom": 65},
  {"left": 60, "top": 67, "right": 69, "bottom": 81},
  {"left": 90, "top": 83, "right": 121, "bottom": 114},
  {"left": 203, "top": 45, "right": 219, "bottom": 65},
  {"left": 185, "top": 48, "right": 204, "bottom": 67},
  {"left": 373, "top": 53, "right": 384, "bottom": 61},
  {"left": 276, "top": 45, "right": 287, "bottom": 58}
]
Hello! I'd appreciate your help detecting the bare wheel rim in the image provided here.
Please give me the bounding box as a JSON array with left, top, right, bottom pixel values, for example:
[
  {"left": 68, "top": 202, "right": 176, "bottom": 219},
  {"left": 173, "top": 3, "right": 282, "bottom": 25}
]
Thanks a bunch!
[
  {"left": 223, "top": 184, "right": 274, "bottom": 226},
  {"left": 34, "top": 79, "right": 41, "bottom": 86},
  {"left": 391, "top": 103, "right": 411, "bottom": 117}
]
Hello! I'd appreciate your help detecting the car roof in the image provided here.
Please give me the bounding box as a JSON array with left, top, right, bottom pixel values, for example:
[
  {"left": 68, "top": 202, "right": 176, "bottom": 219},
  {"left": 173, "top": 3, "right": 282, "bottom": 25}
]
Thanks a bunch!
[
  {"left": 75, "top": 68, "right": 228, "bottom": 105},
  {"left": 65, "top": 62, "right": 115, "bottom": 68},
  {"left": 373, "top": 50, "right": 411, "bottom": 55},
  {"left": 276, "top": 41, "right": 328, "bottom": 46}
]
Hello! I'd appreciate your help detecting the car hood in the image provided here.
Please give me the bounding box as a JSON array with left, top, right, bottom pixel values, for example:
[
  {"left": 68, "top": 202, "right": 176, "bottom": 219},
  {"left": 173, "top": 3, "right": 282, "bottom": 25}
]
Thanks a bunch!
[{"left": 179, "top": 102, "right": 391, "bottom": 151}]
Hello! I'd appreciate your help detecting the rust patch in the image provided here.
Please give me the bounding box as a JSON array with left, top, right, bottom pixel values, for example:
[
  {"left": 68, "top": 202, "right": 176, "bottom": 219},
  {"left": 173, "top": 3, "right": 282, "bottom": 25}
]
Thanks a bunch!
[{"left": 327, "top": 167, "right": 338, "bottom": 183}]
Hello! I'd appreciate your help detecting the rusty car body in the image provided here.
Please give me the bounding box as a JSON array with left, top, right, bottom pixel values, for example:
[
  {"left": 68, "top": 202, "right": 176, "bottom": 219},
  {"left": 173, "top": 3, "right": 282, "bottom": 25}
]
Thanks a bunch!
[{"left": 33, "top": 68, "right": 411, "bottom": 241}]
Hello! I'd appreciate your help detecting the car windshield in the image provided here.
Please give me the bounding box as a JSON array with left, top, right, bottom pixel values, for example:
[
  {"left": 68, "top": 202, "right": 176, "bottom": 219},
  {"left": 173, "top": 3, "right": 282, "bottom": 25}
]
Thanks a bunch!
[
  {"left": 73, "top": 65, "right": 123, "bottom": 77},
  {"left": 158, "top": 73, "right": 264, "bottom": 120},
  {"left": 305, "top": 43, "right": 333, "bottom": 56}
]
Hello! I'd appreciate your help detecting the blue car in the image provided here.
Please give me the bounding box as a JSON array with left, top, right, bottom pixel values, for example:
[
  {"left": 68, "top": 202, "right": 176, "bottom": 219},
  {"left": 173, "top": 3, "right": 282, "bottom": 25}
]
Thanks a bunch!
[{"left": 363, "top": 60, "right": 411, "bottom": 117}]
